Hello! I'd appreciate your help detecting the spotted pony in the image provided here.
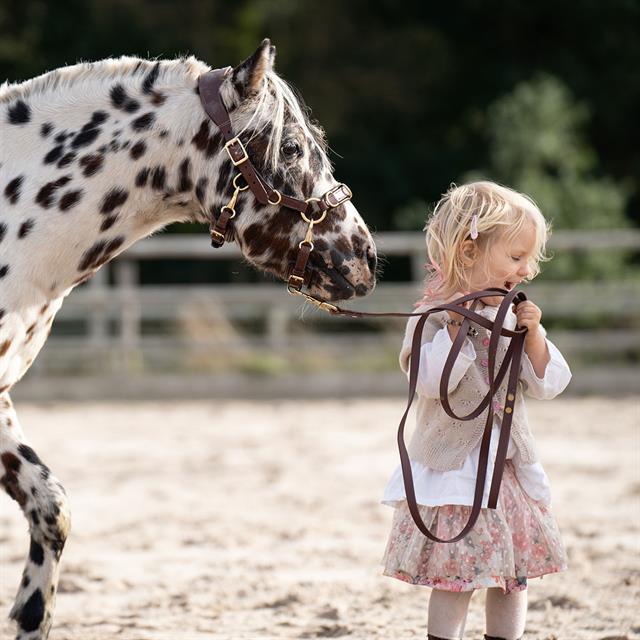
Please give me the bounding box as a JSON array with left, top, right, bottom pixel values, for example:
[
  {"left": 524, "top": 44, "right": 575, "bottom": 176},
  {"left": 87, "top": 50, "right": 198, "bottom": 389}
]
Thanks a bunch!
[{"left": 0, "top": 40, "right": 377, "bottom": 639}]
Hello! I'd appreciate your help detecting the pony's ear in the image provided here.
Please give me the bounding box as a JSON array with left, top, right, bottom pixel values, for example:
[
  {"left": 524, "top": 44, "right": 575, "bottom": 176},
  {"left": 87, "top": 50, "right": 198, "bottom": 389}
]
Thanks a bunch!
[{"left": 231, "top": 39, "right": 276, "bottom": 99}]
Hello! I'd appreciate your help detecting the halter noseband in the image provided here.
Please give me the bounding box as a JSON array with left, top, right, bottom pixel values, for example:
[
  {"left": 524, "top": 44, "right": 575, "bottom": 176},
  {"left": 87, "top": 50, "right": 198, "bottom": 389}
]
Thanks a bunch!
[{"left": 197, "top": 67, "right": 353, "bottom": 292}]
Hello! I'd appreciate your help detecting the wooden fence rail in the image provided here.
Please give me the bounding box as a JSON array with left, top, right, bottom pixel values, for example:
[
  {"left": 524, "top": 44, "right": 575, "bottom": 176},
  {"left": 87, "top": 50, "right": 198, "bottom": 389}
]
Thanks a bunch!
[{"left": 16, "top": 230, "right": 640, "bottom": 399}]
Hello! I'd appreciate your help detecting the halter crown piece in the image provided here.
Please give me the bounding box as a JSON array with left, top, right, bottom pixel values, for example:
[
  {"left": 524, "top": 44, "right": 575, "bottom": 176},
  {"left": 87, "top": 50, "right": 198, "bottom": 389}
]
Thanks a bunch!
[{"left": 197, "top": 67, "right": 353, "bottom": 293}]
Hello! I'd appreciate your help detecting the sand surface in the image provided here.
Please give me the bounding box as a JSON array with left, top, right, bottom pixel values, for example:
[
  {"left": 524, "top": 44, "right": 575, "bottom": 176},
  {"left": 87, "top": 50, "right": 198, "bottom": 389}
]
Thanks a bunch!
[{"left": 1, "top": 397, "right": 638, "bottom": 639}]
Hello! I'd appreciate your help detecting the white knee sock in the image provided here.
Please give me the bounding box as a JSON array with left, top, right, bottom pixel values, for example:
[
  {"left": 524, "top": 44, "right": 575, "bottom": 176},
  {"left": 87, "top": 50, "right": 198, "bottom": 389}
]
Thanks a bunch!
[
  {"left": 485, "top": 587, "right": 528, "bottom": 639},
  {"left": 427, "top": 589, "right": 474, "bottom": 640}
]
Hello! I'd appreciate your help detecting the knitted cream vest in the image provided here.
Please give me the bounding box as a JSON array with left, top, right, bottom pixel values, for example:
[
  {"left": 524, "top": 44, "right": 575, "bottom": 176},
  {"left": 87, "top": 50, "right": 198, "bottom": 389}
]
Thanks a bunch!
[{"left": 400, "top": 301, "right": 540, "bottom": 471}]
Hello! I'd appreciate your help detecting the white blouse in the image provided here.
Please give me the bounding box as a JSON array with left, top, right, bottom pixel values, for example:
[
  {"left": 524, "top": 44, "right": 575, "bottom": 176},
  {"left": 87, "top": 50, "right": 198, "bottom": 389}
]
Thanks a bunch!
[{"left": 382, "top": 326, "right": 572, "bottom": 508}]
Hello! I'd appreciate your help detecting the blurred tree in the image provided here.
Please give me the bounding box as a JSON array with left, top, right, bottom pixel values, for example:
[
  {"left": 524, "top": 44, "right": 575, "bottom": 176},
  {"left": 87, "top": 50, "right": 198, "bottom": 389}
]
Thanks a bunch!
[
  {"left": 1, "top": 0, "right": 638, "bottom": 240},
  {"left": 462, "top": 74, "right": 631, "bottom": 280}
]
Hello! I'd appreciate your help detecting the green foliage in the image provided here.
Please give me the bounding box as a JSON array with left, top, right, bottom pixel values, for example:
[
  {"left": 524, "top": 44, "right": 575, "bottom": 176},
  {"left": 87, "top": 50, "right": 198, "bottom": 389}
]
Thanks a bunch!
[
  {"left": 463, "top": 74, "right": 632, "bottom": 280},
  {"left": 1, "top": 0, "right": 638, "bottom": 242}
]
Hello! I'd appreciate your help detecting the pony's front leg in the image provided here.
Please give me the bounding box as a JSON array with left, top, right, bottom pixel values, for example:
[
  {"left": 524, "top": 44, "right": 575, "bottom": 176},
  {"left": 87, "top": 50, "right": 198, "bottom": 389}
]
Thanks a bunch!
[{"left": 0, "top": 395, "right": 70, "bottom": 640}]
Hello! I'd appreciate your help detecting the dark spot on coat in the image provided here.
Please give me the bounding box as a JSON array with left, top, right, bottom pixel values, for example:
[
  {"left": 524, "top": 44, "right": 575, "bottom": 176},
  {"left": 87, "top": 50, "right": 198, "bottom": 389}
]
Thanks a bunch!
[
  {"left": 71, "top": 124, "right": 101, "bottom": 149},
  {"left": 177, "top": 158, "right": 192, "bottom": 192},
  {"left": 150, "top": 91, "right": 166, "bottom": 106},
  {"left": 29, "top": 539, "right": 45, "bottom": 566},
  {"left": 17, "top": 444, "right": 45, "bottom": 467},
  {"left": 44, "top": 145, "right": 65, "bottom": 165},
  {"left": 195, "top": 177, "right": 208, "bottom": 205},
  {"left": 99, "top": 187, "right": 128, "bottom": 214},
  {"left": 40, "top": 122, "right": 53, "bottom": 137},
  {"left": 78, "top": 236, "right": 125, "bottom": 271},
  {"left": 57, "top": 151, "right": 77, "bottom": 168},
  {"left": 142, "top": 62, "right": 160, "bottom": 94},
  {"left": 100, "top": 215, "right": 118, "bottom": 231},
  {"left": 151, "top": 166, "right": 166, "bottom": 190},
  {"left": 130, "top": 141, "right": 146, "bottom": 160},
  {"left": 1, "top": 452, "right": 27, "bottom": 506},
  {"left": 35, "top": 175, "right": 71, "bottom": 209},
  {"left": 15, "top": 588, "right": 45, "bottom": 632},
  {"left": 8, "top": 100, "right": 31, "bottom": 125},
  {"left": 18, "top": 219, "right": 35, "bottom": 238},
  {"left": 191, "top": 120, "right": 210, "bottom": 151},
  {"left": 0, "top": 338, "right": 11, "bottom": 356},
  {"left": 59, "top": 189, "right": 83, "bottom": 211},
  {"left": 79, "top": 153, "right": 104, "bottom": 177},
  {"left": 4, "top": 175, "right": 23, "bottom": 204},
  {"left": 135, "top": 167, "right": 150, "bottom": 187},
  {"left": 110, "top": 83, "right": 140, "bottom": 113},
  {"left": 215, "top": 160, "right": 233, "bottom": 194},
  {"left": 131, "top": 112, "right": 155, "bottom": 132},
  {"left": 0, "top": 265, "right": 10, "bottom": 278},
  {"left": 92, "top": 110, "right": 109, "bottom": 125},
  {"left": 0, "top": 223, "right": 6, "bottom": 244}
]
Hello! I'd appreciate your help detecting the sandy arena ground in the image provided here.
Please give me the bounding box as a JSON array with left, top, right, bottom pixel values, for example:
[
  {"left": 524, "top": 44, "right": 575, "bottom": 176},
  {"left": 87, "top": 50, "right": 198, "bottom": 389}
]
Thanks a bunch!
[{"left": 1, "top": 397, "right": 638, "bottom": 640}]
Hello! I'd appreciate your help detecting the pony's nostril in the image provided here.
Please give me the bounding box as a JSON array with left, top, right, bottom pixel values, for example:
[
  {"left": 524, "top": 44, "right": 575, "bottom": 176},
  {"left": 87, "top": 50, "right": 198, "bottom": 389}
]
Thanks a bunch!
[{"left": 366, "top": 245, "right": 377, "bottom": 274}]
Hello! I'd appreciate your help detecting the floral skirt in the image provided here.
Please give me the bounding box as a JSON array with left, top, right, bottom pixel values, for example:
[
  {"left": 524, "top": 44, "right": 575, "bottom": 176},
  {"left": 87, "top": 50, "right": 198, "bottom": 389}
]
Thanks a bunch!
[{"left": 381, "top": 461, "right": 568, "bottom": 593}]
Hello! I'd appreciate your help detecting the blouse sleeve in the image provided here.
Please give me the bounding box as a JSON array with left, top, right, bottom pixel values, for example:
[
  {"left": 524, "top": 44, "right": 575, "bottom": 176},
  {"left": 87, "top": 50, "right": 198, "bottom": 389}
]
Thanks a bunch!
[
  {"left": 413, "top": 327, "right": 477, "bottom": 398},
  {"left": 520, "top": 325, "right": 572, "bottom": 399}
]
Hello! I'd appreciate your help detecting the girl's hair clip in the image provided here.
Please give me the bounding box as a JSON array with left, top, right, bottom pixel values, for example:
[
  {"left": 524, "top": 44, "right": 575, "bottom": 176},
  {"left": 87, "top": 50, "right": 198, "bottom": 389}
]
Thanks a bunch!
[{"left": 470, "top": 214, "right": 479, "bottom": 240}]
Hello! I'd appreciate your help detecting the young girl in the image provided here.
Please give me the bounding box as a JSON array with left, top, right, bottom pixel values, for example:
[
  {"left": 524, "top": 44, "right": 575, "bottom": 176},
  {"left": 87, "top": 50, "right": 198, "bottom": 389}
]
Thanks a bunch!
[{"left": 381, "top": 182, "right": 571, "bottom": 640}]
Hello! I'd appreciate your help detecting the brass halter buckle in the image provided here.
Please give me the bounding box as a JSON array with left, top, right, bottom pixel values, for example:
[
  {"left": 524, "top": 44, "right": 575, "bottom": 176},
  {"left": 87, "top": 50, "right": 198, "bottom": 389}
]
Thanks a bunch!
[{"left": 224, "top": 137, "right": 249, "bottom": 166}]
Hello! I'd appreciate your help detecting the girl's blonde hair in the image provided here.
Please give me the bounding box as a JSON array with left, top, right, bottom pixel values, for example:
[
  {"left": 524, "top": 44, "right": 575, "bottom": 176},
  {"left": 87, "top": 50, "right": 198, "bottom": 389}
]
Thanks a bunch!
[{"left": 420, "top": 181, "right": 552, "bottom": 304}]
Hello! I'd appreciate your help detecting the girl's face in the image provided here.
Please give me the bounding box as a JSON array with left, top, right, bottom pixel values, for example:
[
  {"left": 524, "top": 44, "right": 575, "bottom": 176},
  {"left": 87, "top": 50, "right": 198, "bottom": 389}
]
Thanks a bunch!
[{"left": 467, "top": 221, "right": 536, "bottom": 306}]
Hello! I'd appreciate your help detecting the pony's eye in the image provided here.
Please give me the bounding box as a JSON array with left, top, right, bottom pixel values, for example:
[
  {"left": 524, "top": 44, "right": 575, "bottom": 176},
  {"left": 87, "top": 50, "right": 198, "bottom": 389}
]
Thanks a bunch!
[{"left": 282, "top": 139, "right": 301, "bottom": 158}]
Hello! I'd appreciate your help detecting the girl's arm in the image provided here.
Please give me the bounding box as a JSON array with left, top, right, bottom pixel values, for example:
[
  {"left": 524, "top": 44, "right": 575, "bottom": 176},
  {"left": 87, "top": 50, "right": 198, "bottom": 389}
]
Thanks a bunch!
[
  {"left": 520, "top": 336, "right": 571, "bottom": 400},
  {"left": 524, "top": 328, "right": 551, "bottom": 378},
  {"left": 513, "top": 299, "right": 571, "bottom": 399}
]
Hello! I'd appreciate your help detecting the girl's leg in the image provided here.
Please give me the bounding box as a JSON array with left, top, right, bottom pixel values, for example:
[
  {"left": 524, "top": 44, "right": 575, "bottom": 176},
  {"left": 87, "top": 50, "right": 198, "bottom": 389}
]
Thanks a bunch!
[
  {"left": 427, "top": 588, "right": 474, "bottom": 640},
  {"left": 484, "top": 587, "right": 528, "bottom": 640}
]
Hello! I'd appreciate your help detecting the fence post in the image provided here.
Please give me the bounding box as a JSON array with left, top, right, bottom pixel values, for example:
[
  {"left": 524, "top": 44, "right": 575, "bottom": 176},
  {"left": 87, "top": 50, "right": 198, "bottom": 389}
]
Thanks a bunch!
[
  {"left": 113, "top": 259, "right": 141, "bottom": 373},
  {"left": 266, "top": 306, "right": 289, "bottom": 349},
  {"left": 87, "top": 268, "right": 108, "bottom": 347}
]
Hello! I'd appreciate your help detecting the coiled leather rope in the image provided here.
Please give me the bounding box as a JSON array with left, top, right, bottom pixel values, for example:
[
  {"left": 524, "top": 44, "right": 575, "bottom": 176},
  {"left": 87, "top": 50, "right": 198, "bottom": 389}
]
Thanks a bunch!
[{"left": 306, "top": 286, "right": 528, "bottom": 542}]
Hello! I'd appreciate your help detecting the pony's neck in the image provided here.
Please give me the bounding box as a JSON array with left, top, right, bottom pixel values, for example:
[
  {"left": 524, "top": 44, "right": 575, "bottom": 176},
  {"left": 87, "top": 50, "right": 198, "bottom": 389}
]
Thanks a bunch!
[{"left": 1, "top": 57, "right": 234, "bottom": 307}]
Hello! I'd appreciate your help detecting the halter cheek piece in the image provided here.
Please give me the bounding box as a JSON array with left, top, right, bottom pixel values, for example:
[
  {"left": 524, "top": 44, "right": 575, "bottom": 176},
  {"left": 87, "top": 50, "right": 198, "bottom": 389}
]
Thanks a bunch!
[{"left": 197, "top": 67, "right": 353, "bottom": 292}]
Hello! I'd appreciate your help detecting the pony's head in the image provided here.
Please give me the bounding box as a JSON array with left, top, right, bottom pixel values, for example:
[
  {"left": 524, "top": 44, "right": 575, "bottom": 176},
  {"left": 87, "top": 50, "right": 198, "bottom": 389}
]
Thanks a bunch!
[{"left": 208, "top": 40, "right": 377, "bottom": 301}]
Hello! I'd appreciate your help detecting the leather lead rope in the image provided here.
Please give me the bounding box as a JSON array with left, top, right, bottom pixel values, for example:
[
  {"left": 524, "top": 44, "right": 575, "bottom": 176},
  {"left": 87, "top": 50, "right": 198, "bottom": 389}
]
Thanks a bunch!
[{"left": 293, "top": 286, "right": 528, "bottom": 542}]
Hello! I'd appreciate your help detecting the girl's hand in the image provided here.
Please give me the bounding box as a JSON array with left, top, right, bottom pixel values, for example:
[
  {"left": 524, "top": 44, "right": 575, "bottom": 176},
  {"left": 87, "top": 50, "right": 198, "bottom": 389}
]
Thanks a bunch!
[{"left": 513, "top": 300, "right": 542, "bottom": 339}]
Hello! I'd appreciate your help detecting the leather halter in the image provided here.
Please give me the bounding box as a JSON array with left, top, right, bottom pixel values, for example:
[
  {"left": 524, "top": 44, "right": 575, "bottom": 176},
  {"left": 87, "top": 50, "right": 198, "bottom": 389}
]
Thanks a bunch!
[
  {"left": 197, "top": 67, "right": 353, "bottom": 291},
  {"left": 306, "top": 287, "right": 528, "bottom": 543}
]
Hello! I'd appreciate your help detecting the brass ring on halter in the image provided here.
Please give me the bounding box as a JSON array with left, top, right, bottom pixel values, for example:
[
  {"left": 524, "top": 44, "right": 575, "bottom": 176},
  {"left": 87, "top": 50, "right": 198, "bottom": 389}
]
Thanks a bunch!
[
  {"left": 299, "top": 239, "right": 314, "bottom": 251},
  {"left": 232, "top": 173, "right": 249, "bottom": 191},
  {"left": 267, "top": 190, "right": 282, "bottom": 205},
  {"left": 220, "top": 205, "right": 236, "bottom": 219},
  {"left": 301, "top": 198, "right": 327, "bottom": 225}
]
